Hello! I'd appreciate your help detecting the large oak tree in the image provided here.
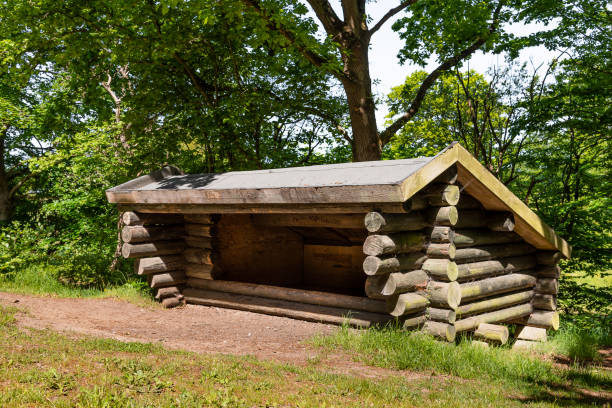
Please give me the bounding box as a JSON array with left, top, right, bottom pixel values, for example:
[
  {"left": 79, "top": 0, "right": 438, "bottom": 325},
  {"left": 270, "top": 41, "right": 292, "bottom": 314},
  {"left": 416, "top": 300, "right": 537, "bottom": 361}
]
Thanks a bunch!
[{"left": 240, "top": 0, "right": 557, "bottom": 160}]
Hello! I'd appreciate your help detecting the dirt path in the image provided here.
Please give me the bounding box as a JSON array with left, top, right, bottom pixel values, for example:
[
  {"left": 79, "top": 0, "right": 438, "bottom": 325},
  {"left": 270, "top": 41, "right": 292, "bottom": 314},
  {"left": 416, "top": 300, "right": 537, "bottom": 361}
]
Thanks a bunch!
[{"left": 0, "top": 292, "right": 423, "bottom": 380}]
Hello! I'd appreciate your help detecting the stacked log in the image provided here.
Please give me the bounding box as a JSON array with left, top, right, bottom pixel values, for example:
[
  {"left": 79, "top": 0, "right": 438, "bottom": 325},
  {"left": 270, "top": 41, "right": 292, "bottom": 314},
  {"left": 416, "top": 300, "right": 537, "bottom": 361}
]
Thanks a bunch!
[
  {"left": 362, "top": 174, "right": 462, "bottom": 341},
  {"left": 122, "top": 211, "right": 186, "bottom": 307},
  {"left": 362, "top": 170, "right": 560, "bottom": 343},
  {"left": 182, "top": 214, "right": 222, "bottom": 281},
  {"left": 507, "top": 250, "right": 562, "bottom": 334}
]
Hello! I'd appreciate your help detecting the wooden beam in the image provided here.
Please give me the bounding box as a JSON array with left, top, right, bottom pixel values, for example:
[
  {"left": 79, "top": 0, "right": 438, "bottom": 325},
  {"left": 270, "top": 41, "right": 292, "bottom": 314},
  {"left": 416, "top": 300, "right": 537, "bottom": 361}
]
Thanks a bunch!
[
  {"left": 122, "top": 211, "right": 183, "bottom": 226},
  {"left": 252, "top": 213, "right": 365, "bottom": 229},
  {"left": 512, "top": 310, "right": 559, "bottom": 330},
  {"left": 422, "top": 321, "right": 456, "bottom": 342},
  {"left": 362, "top": 253, "right": 427, "bottom": 276},
  {"left": 363, "top": 233, "right": 426, "bottom": 256},
  {"left": 456, "top": 256, "right": 537, "bottom": 281},
  {"left": 456, "top": 290, "right": 534, "bottom": 317},
  {"left": 187, "top": 279, "right": 388, "bottom": 314},
  {"left": 453, "top": 229, "right": 523, "bottom": 247},
  {"left": 364, "top": 211, "right": 427, "bottom": 233},
  {"left": 122, "top": 225, "right": 184, "bottom": 243},
  {"left": 135, "top": 256, "right": 184, "bottom": 275},
  {"left": 365, "top": 270, "right": 429, "bottom": 298},
  {"left": 460, "top": 274, "right": 537, "bottom": 302},
  {"left": 454, "top": 243, "right": 535, "bottom": 264},
  {"left": 182, "top": 288, "right": 394, "bottom": 328},
  {"left": 118, "top": 202, "right": 410, "bottom": 214},
  {"left": 149, "top": 271, "right": 186, "bottom": 288},
  {"left": 387, "top": 293, "right": 430, "bottom": 317},
  {"left": 454, "top": 303, "right": 533, "bottom": 332},
  {"left": 474, "top": 323, "right": 509, "bottom": 344},
  {"left": 122, "top": 241, "right": 185, "bottom": 259}
]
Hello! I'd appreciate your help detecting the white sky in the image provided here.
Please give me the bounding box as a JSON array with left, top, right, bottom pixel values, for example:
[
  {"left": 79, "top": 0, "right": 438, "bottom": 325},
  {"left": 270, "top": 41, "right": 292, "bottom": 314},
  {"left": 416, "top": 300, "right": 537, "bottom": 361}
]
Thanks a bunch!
[{"left": 307, "top": 2, "right": 559, "bottom": 123}]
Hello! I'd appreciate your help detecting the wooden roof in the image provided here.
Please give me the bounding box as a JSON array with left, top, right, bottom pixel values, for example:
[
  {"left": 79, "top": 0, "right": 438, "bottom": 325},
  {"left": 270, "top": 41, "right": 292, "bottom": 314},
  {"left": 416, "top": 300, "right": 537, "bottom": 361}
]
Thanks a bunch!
[{"left": 106, "top": 143, "right": 570, "bottom": 257}]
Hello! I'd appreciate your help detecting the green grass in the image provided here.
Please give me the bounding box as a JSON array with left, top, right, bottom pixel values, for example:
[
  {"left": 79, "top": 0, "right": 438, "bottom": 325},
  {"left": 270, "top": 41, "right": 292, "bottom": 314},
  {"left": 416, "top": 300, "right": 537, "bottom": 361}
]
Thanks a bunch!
[
  {"left": 567, "top": 270, "right": 612, "bottom": 288},
  {"left": 1, "top": 305, "right": 611, "bottom": 407},
  {"left": 0, "top": 265, "right": 155, "bottom": 307},
  {"left": 549, "top": 326, "right": 603, "bottom": 362},
  {"left": 310, "top": 324, "right": 611, "bottom": 399}
]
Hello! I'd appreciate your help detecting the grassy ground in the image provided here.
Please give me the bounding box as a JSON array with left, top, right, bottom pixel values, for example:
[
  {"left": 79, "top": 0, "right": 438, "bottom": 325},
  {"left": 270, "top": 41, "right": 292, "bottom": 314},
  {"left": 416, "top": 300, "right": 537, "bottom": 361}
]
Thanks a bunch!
[
  {"left": 1, "top": 305, "right": 610, "bottom": 407},
  {"left": 0, "top": 265, "right": 155, "bottom": 307}
]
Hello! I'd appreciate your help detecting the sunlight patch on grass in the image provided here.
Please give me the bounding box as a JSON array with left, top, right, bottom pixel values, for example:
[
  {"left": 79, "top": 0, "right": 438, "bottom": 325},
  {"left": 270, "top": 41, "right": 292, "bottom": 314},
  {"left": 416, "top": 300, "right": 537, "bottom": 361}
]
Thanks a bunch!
[{"left": 309, "top": 324, "right": 612, "bottom": 392}]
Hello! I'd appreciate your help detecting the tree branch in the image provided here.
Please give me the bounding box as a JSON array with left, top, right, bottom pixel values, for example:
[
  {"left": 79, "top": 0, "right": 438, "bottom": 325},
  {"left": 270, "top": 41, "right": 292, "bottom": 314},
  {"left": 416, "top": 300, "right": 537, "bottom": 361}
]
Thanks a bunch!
[
  {"left": 8, "top": 172, "right": 35, "bottom": 199},
  {"left": 306, "top": 0, "right": 344, "bottom": 36},
  {"left": 379, "top": 1, "right": 504, "bottom": 146},
  {"left": 241, "top": 0, "right": 348, "bottom": 82},
  {"left": 172, "top": 52, "right": 214, "bottom": 104},
  {"left": 369, "top": 1, "right": 416, "bottom": 37}
]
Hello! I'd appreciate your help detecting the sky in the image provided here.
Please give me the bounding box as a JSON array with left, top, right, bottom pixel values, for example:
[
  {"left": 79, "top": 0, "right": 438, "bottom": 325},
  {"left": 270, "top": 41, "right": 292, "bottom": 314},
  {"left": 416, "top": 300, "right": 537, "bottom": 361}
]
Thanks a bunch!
[{"left": 307, "top": 2, "right": 559, "bottom": 123}]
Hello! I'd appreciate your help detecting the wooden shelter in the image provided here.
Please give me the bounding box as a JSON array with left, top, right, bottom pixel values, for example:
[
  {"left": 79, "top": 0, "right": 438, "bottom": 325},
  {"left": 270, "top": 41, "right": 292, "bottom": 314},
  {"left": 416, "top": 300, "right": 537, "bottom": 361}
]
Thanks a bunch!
[{"left": 106, "top": 143, "right": 570, "bottom": 343}]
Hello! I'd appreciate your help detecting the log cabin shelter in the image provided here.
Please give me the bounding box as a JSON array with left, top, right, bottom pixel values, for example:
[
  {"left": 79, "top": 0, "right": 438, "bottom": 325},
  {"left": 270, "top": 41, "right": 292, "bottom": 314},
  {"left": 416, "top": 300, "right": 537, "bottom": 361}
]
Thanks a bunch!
[{"left": 106, "top": 142, "right": 570, "bottom": 344}]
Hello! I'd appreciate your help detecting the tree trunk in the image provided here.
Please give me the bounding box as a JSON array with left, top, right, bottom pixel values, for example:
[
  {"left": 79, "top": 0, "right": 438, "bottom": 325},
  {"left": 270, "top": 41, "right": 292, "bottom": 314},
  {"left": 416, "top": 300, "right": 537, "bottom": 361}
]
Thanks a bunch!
[
  {"left": 340, "top": 27, "right": 380, "bottom": 161},
  {"left": 0, "top": 132, "right": 10, "bottom": 223}
]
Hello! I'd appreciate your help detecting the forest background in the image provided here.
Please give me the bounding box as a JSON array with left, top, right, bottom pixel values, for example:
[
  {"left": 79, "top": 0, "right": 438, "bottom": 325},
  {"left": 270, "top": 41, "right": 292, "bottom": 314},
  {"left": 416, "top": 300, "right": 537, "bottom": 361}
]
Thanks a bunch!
[{"left": 0, "top": 0, "right": 609, "bottom": 341}]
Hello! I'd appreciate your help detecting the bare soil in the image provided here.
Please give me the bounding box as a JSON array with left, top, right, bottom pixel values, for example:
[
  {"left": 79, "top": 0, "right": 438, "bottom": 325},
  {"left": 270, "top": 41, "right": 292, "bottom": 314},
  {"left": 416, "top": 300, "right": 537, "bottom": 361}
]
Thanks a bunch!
[{"left": 0, "top": 292, "right": 424, "bottom": 380}]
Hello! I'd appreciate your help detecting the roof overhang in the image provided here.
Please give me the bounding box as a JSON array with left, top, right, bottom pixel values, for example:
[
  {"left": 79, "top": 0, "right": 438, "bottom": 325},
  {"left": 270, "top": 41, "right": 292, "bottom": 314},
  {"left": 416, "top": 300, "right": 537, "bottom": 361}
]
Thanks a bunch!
[
  {"left": 107, "top": 143, "right": 570, "bottom": 258},
  {"left": 398, "top": 143, "right": 571, "bottom": 258}
]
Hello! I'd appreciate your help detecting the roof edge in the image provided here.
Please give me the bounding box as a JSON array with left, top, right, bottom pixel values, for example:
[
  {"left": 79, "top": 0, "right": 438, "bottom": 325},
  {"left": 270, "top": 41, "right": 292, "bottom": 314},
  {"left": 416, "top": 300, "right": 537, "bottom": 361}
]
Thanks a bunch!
[
  {"left": 455, "top": 145, "right": 571, "bottom": 258},
  {"left": 106, "top": 165, "right": 183, "bottom": 199},
  {"left": 399, "top": 143, "right": 570, "bottom": 258}
]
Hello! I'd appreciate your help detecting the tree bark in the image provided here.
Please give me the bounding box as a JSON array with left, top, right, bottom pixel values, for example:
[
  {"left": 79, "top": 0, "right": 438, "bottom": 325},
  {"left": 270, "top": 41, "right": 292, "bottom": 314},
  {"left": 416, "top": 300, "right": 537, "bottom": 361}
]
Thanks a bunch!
[
  {"left": 0, "top": 130, "right": 11, "bottom": 223},
  {"left": 338, "top": 6, "right": 380, "bottom": 161}
]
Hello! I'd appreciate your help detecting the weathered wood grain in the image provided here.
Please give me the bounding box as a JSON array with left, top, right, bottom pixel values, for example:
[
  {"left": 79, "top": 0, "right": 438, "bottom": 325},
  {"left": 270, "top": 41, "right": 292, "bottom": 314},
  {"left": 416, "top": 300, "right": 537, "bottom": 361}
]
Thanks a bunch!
[
  {"left": 460, "top": 274, "right": 537, "bottom": 302},
  {"left": 187, "top": 278, "right": 387, "bottom": 314},
  {"left": 474, "top": 323, "right": 509, "bottom": 344},
  {"left": 454, "top": 303, "right": 533, "bottom": 332},
  {"left": 135, "top": 256, "right": 184, "bottom": 275},
  {"left": 183, "top": 288, "right": 393, "bottom": 328},
  {"left": 122, "top": 241, "right": 185, "bottom": 259},
  {"left": 456, "top": 290, "right": 534, "bottom": 317},
  {"left": 122, "top": 211, "right": 183, "bottom": 226},
  {"left": 122, "top": 225, "right": 184, "bottom": 243}
]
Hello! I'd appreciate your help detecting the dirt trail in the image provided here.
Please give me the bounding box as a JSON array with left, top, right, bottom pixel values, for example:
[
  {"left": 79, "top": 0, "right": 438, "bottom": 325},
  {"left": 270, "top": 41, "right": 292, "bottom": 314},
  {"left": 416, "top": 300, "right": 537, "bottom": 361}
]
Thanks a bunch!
[{"left": 0, "top": 292, "right": 423, "bottom": 380}]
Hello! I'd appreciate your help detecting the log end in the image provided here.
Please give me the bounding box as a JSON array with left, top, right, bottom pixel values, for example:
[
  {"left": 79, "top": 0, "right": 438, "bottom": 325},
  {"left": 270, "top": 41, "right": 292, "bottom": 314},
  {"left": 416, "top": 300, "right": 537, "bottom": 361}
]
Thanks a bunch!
[
  {"left": 161, "top": 296, "right": 184, "bottom": 309},
  {"left": 443, "top": 185, "right": 460, "bottom": 206},
  {"left": 423, "top": 321, "right": 456, "bottom": 342},
  {"left": 122, "top": 211, "right": 138, "bottom": 225},
  {"left": 364, "top": 212, "right": 385, "bottom": 233},
  {"left": 363, "top": 235, "right": 394, "bottom": 256},
  {"left": 448, "top": 243, "right": 457, "bottom": 259},
  {"left": 365, "top": 276, "right": 391, "bottom": 300},
  {"left": 447, "top": 281, "right": 461, "bottom": 310},
  {"left": 550, "top": 311, "right": 560, "bottom": 331},
  {"left": 516, "top": 326, "right": 547, "bottom": 342},
  {"left": 447, "top": 261, "right": 459, "bottom": 282},
  {"left": 363, "top": 256, "right": 383, "bottom": 276},
  {"left": 487, "top": 212, "right": 515, "bottom": 232},
  {"left": 448, "top": 206, "right": 459, "bottom": 225},
  {"left": 121, "top": 244, "right": 132, "bottom": 259},
  {"left": 387, "top": 293, "right": 429, "bottom": 317}
]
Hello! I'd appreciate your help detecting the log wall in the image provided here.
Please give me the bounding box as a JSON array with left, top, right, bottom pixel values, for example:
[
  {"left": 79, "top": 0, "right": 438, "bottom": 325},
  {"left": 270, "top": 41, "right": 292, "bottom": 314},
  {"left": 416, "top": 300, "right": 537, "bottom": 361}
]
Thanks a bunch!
[
  {"left": 117, "top": 164, "right": 563, "bottom": 338},
  {"left": 122, "top": 211, "right": 187, "bottom": 307},
  {"left": 361, "top": 165, "right": 563, "bottom": 341}
]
